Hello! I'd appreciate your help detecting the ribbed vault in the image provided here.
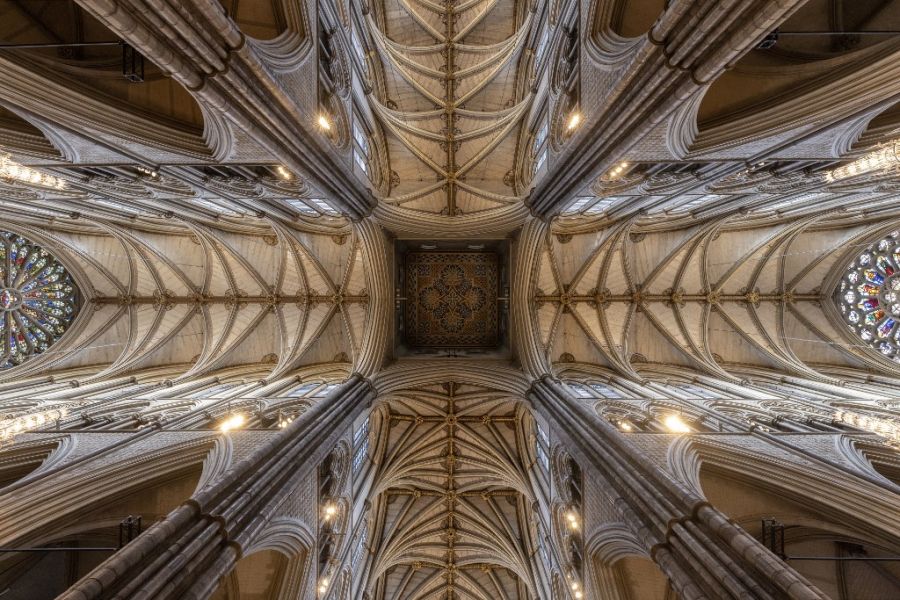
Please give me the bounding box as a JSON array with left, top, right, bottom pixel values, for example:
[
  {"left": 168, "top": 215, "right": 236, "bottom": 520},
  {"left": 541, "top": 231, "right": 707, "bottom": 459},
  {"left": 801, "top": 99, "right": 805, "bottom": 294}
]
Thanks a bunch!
[
  {"left": 526, "top": 218, "right": 900, "bottom": 382},
  {"left": 0, "top": 218, "right": 375, "bottom": 383},
  {"left": 364, "top": 382, "right": 540, "bottom": 599},
  {"left": 363, "top": 0, "right": 536, "bottom": 233}
]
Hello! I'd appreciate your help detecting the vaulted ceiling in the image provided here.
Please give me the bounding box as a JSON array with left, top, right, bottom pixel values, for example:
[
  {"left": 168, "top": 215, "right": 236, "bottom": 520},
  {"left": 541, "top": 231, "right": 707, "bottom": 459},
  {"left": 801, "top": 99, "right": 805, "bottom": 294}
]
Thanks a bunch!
[
  {"left": 365, "top": 382, "right": 540, "bottom": 600},
  {"left": 365, "top": 0, "right": 534, "bottom": 215},
  {"left": 520, "top": 216, "right": 900, "bottom": 381},
  {"left": 2, "top": 1, "right": 900, "bottom": 600},
  {"left": 0, "top": 218, "right": 371, "bottom": 385},
  {"left": 0, "top": 0, "right": 894, "bottom": 385}
]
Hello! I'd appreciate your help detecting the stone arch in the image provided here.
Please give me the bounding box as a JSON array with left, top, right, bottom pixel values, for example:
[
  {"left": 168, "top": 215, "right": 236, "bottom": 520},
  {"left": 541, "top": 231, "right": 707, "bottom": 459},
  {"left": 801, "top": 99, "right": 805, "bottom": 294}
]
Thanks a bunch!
[
  {"left": 207, "top": 517, "right": 314, "bottom": 600},
  {"left": 0, "top": 436, "right": 68, "bottom": 491},
  {"left": 697, "top": 459, "right": 900, "bottom": 599},
  {"left": 694, "top": 443, "right": 900, "bottom": 554}
]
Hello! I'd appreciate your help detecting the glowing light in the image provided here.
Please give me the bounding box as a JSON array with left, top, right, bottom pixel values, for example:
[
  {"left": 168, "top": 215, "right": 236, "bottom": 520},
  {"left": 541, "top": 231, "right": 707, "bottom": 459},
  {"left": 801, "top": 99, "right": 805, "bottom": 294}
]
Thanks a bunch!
[
  {"left": 618, "top": 420, "right": 633, "bottom": 432},
  {"left": 317, "top": 114, "right": 332, "bottom": 130},
  {"left": 566, "top": 112, "right": 582, "bottom": 131},
  {"left": 664, "top": 414, "right": 691, "bottom": 433},
  {"left": 318, "top": 577, "right": 330, "bottom": 596},
  {"left": 136, "top": 166, "right": 159, "bottom": 178},
  {"left": 602, "top": 160, "right": 631, "bottom": 182},
  {"left": 571, "top": 581, "right": 583, "bottom": 598},
  {"left": 218, "top": 413, "right": 246, "bottom": 433},
  {"left": 0, "top": 407, "right": 68, "bottom": 445},
  {"left": 565, "top": 510, "right": 580, "bottom": 531},
  {"left": 825, "top": 140, "right": 900, "bottom": 182},
  {"left": 0, "top": 153, "right": 66, "bottom": 189},
  {"left": 276, "top": 165, "right": 292, "bottom": 180},
  {"left": 834, "top": 410, "right": 899, "bottom": 446},
  {"left": 323, "top": 503, "right": 337, "bottom": 521}
]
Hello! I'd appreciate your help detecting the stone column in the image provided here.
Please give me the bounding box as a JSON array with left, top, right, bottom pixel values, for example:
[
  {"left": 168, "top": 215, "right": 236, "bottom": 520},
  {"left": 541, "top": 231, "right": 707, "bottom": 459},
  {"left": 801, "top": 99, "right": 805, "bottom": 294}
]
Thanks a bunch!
[
  {"left": 59, "top": 374, "right": 374, "bottom": 600},
  {"left": 528, "top": 0, "right": 808, "bottom": 218},
  {"left": 74, "top": 0, "right": 375, "bottom": 219},
  {"left": 530, "top": 376, "right": 827, "bottom": 600}
]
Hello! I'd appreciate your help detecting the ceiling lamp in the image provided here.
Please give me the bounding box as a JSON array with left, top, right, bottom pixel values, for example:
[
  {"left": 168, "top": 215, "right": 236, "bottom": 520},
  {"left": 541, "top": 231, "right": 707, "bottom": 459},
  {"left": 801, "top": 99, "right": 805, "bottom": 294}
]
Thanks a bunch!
[
  {"left": 0, "top": 407, "right": 68, "bottom": 446},
  {"left": 834, "top": 410, "right": 899, "bottom": 446},
  {"left": 276, "top": 165, "right": 292, "bottom": 180},
  {"left": 318, "top": 577, "right": 330, "bottom": 597},
  {"left": 617, "top": 420, "right": 633, "bottom": 432},
  {"left": 317, "top": 114, "right": 332, "bottom": 131},
  {"left": 602, "top": 161, "right": 630, "bottom": 182},
  {"left": 323, "top": 503, "right": 338, "bottom": 521},
  {"left": 663, "top": 414, "right": 691, "bottom": 433},
  {"left": 218, "top": 413, "right": 245, "bottom": 433},
  {"left": 0, "top": 153, "right": 66, "bottom": 189},
  {"left": 565, "top": 510, "right": 580, "bottom": 531},
  {"left": 566, "top": 111, "right": 582, "bottom": 131},
  {"left": 136, "top": 166, "right": 159, "bottom": 178},
  {"left": 825, "top": 139, "right": 900, "bottom": 182}
]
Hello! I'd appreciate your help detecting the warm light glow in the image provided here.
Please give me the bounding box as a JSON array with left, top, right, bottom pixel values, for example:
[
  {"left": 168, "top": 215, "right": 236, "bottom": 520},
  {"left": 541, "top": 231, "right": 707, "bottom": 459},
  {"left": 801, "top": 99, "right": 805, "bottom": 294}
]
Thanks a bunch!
[
  {"left": 602, "top": 159, "right": 631, "bottom": 182},
  {"left": 323, "top": 503, "right": 337, "bottom": 521},
  {"left": 566, "top": 112, "right": 582, "bottom": 131},
  {"left": 0, "top": 407, "right": 68, "bottom": 445},
  {"left": 618, "top": 420, "right": 633, "bottom": 432},
  {"left": 136, "top": 166, "right": 159, "bottom": 178},
  {"left": 834, "top": 410, "right": 899, "bottom": 445},
  {"left": 317, "top": 114, "right": 332, "bottom": 130},
  {"left": 664, "top": 414, "right": 691, "bottom": 433},
  {"left": 825, "top": 140, "right": 900, "bottom": 182},
  {"left": 0, "top": 153, "right": 66, "bottom": 189},
  {"left": 276, "top": 165, "right": 292, "bottom": 180},
  {"left": 565, "top": 510, "right": 580, "bottom": 530},
  {"left": 218, "top": 413, "right": 246, "bottom": 433}
]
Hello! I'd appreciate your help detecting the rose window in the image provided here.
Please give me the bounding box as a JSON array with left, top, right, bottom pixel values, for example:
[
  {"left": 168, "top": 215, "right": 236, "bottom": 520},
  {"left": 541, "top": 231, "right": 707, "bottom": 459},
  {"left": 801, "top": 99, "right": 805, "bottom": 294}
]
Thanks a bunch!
[
  {"left": 838, "top": 231, "right": 900, "bottom": 361},
  {"left": 1, "top": 231, "right": 80, "bottom": 369}
]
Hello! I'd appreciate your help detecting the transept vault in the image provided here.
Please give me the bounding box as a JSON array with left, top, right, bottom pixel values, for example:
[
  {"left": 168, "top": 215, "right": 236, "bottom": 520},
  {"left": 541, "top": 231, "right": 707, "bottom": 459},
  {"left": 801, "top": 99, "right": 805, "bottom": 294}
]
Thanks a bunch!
[{"left": 0, "top": 0, "right": 900, "bottom": 599}]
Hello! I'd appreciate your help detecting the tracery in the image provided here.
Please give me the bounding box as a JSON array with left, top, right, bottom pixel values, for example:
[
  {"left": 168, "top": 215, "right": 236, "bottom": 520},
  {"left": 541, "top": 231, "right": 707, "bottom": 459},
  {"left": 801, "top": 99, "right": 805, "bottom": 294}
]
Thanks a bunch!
[
  {"left": 0, "top": 231, "right": 79, "bottom": 369},
  {"left": 839, "top": 230, "right": 900, "bottom": 362}
]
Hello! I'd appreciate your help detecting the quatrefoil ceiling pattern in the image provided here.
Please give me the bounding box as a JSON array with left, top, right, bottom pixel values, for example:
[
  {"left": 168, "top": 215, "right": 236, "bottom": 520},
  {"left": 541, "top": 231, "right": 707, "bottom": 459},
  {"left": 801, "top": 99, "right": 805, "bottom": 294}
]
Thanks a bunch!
[
  {"left": 366, "top": 0, "right": 536, "bottom": 223},
  {"left": 531, "top": 218, "right": 897, "bottom": 381},
  {"left": 405, "top": 252, "right": 499, "bottom": 348},
  {"left": 365, "top": 383, "right": 539, "bottom": 600},
  {"left": 0, "top": 221, "right": 370, "bottom": 383}
]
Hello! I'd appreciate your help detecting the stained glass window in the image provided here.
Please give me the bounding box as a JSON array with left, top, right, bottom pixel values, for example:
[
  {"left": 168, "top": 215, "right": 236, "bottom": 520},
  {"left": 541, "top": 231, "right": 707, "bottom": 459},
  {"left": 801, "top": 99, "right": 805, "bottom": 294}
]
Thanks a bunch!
[
  {"left": 839, "top": 230, "right": 900, "bottom": 362},
  {"left": 0, "top": 231, "right": 80, "bottom": 369}
]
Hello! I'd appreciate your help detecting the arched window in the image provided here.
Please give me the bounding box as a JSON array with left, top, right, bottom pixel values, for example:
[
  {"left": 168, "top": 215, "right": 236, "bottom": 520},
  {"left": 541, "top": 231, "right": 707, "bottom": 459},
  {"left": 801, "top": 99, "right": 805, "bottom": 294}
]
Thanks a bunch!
[
  {"left": 353, "top": 117, "right": 370, "bottom": 176},
  {"left": 352, "top": 415, "right": 370, "bottom": 475},
  {"left": 286, "top": 382, "right": 319, "bottom": 397},
  {"left": 568, "top": 382, "right": 593, "bottom": 398},
  {"left": 188, "top": 384, "right": 236, "bottom": 398},
  {"left": 589, "top": 382, "right": 623, "bottom": 399},
  {"left": 674, "top": 383, "right": 717, "bottom": 399},
  {"left": 535, "top": 422, "right": 551, "bottom": 471},
  {"left": 838, "top": 231, "right": 900, "bottom": 362},
  {"left": 532, "top": 119, "right": 549, "bottom": 174},
  {"left": 351, "top": 26, "right": 368, "bottom": 78},
  {"left": 0, "top": 231, "right": 80, "bottom": 369}
]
